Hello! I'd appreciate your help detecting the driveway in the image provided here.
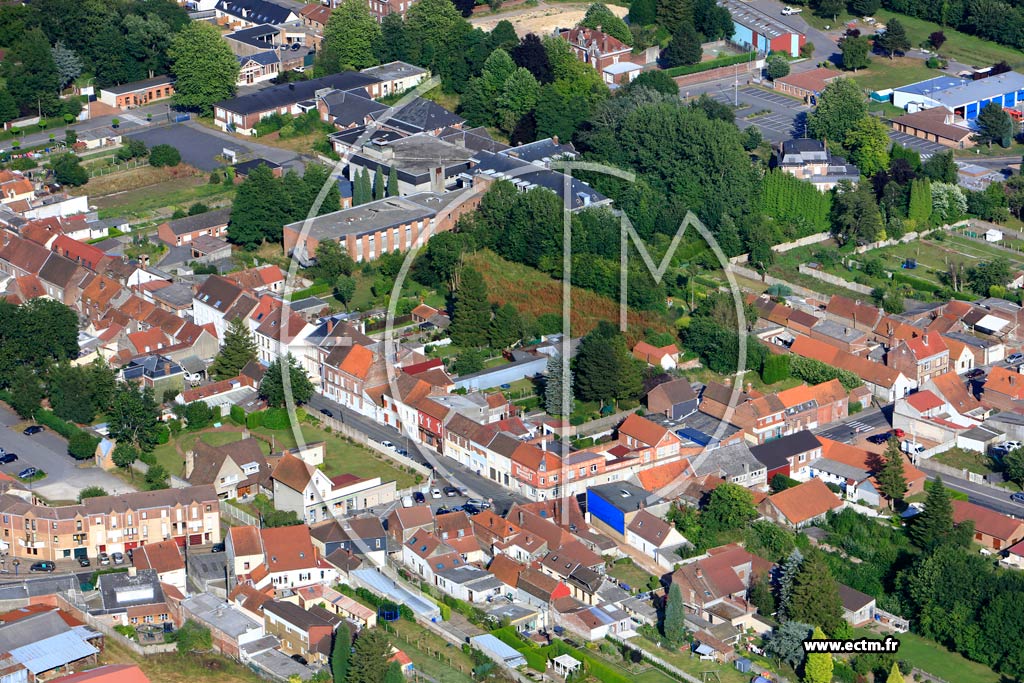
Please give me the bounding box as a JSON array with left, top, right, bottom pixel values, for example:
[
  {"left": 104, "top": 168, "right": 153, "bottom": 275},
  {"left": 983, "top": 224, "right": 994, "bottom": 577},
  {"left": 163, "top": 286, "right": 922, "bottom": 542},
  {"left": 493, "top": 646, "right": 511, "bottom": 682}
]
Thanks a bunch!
[
  {"left": 126, "top": 121, "right": 303, "bottom": 172},
  {"left": 741, "top": 0, "right": 840, "bottom": 64},
  {"left": 0, "top": 406, "right": 132, "bottom": 502}
]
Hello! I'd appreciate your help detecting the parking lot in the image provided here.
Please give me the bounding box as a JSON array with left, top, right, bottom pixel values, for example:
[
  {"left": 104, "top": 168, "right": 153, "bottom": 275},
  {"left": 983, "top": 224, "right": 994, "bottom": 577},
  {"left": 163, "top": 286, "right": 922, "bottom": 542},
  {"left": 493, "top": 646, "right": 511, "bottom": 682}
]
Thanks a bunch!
[
  {"left": 888, "top": 130, "right": 948, "bottom": 158},
  {"left": 127, "top": 121, "right": 302, "bottom": 172},
  {"left": 703, "top": 86, "right": 810, "bottom": 143},
  {"left": 0, "top": 406, "right": 129, "bottom": 502}
]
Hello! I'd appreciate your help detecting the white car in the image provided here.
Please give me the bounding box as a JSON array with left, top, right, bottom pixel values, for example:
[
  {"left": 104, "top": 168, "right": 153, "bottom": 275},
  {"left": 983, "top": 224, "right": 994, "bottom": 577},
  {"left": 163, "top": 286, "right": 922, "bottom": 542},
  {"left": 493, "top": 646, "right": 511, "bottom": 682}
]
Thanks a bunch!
[
  {"left": 1001, "top": 440, "right": 1023, "bottom": 451},
  {"left": 380, "top": 440, "right": 396, "bottom": 451},
  {"left": 781, "top": 6, "right": 802, "bottom": 15},
  {"left": 902, "top": 441, "right": 926, "bottom": 455},
  {"left": 431, "top": 488, "right": 442, "bottom": 499}
]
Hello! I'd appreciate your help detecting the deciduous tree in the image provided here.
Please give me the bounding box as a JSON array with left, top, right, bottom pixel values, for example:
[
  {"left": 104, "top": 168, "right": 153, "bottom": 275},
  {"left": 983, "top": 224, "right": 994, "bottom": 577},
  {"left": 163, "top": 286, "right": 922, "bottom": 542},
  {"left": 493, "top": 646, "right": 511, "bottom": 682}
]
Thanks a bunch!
[
  {"left": 766, "top": 53, "right": 790, "bottom": 80},
  {"left": 9, "top": 366, "right": 42, "bottom": 419},
  {"left": 321, "top": 0, "right": 380, "bottom": 72},
  {"left": 703, "top": 482, "right": 757, "bottom": 533},
  {"left": 844, "top": 115, "right": 890, "bottom": 176},
  {"left": 808, "top": 78, "right": 866, "bottom": 145},
  {"left": 2, "top": 29, "right": 60, "bottom": 114},
  {"left": 581, "top": 3, "right": 632, "bottom": 44},
  {"left": 333, "top": 275, "right": 356, "bottom": 310},
  {"left": 229, "top": 164, "right": 289, "bottom": 248},
  {"left": 511, "top": 33, "right": 553, "bottom": 84},
  {"left": 168, "top": 22, "right": 238, "bottom": 115},
  {"left": 830, "top": 181, "right": 883, "bottom": 246},
  {"left": 108, "top": 384, "right": 161, "bottom": 452}
]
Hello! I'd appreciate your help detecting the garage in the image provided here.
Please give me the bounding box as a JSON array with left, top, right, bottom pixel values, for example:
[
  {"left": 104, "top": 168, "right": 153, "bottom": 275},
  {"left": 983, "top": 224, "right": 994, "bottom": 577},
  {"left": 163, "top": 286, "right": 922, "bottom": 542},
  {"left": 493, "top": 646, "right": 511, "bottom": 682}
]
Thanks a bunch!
[
  {"left": 74, "top": 548, "right": 88, "bottom": 560},
  {"left": 188, "top": 534, "right": 202, "bottom": 546}
]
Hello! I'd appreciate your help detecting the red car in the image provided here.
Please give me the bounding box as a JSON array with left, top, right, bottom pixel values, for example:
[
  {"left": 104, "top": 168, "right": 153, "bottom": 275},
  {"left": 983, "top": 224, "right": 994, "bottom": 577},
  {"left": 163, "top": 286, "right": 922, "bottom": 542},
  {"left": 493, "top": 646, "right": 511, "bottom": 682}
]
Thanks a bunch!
[{"left": 891, "top": 428, "right": 906, "bottom": 438}]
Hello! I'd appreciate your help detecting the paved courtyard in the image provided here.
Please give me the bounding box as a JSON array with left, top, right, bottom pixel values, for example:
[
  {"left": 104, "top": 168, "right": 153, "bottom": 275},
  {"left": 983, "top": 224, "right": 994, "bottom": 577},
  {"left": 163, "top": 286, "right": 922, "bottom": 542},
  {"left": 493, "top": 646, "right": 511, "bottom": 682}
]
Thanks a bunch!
[{"left": 127, "top": 121, "right": 303, "bottom": 172}]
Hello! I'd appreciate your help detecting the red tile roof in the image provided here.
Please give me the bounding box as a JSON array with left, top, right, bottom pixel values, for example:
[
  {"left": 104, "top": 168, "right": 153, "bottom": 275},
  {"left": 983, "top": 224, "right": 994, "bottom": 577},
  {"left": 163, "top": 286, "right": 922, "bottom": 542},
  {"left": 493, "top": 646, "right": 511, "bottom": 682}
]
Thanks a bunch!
[
  {"left": 904, "top": 332, "right": 948, "bottom": 361},
  {"left": 765, "top": 478, "right": 842, "bottom": 524},
  {"left": 952, "top": 499, "right": 1024, "bottom": 541},
  {"left": 618, "top": 413, "right": 671, "bottom": 447},
  {"left": 261, "top": 525, "right": 318, "bottom": 572},
  {"left": 984, "top": 366, "right": 1024, "bottom": 400},
  {"left": 906, "top": 390, "right": 944, "bottom": 412},
  {"left": 50, "top": 665, "right": 150, "bottom": 683}
]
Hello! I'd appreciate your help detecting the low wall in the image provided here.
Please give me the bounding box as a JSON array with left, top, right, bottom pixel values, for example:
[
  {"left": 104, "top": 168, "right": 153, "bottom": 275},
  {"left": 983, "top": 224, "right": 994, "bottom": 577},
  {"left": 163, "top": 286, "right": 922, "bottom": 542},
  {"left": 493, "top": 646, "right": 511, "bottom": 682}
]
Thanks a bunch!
[
  {"left": 311, "top": 413, "right": 432, "bottom": 478},
  {"left": 797, "top": 264, "right": 874, "bottom": 295},
  {"left": 674, "top": 58, "right": 764, "bottom": 89},
  {"left": 730, "top": 231, "right": 832, "bottom": 264},
  {"left": 726, "top": 263, "right": 820, "bottom": 299}
]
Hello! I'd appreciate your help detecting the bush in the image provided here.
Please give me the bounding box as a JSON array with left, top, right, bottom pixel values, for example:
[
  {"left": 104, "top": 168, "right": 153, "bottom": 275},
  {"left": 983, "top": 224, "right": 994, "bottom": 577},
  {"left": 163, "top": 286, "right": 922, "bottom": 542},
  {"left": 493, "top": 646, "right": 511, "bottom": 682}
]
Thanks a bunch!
[
  {"left": 149, "top": 144, "right": 181, "bottom": 167},
  {"left": 33, "top": 409, "right": 76, "bottom": 439},
  {"left": 155, "top": 424, "right": 170, "bottom": 444},
  {"left": 261, "top": 407, "right": 290, "bottom": 430},
  {"left": 68, "top": 430, "right": 99, "bottom": 460},
  {"left": 662, "top": 51, "right": 756, "bottom": 77},
  {"left": 892, "top": 271, "right": 940, "bottom": 293},
  {"left": 230, "top": 404, "right": 245, "bottom": 425},
  {"left": 246, "top": 410, "right": 265, "bottom": 429}
]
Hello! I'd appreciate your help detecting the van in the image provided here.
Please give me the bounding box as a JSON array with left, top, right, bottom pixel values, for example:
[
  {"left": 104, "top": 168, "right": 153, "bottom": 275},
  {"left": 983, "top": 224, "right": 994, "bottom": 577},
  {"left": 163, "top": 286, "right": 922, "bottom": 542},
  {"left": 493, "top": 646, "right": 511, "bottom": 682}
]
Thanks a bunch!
[{"left": 401, "top": 495, "right": 414, "bottom": 508}]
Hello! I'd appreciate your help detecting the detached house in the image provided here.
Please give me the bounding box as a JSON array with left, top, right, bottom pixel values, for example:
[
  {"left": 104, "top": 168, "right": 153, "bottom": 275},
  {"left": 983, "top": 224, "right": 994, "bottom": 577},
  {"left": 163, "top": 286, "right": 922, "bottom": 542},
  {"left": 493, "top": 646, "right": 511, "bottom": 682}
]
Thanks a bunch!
[
  {"left": 646, "top": 379, "right": 699, "bottom": 419},
  {"left": 632, "top": 342, "right": 680, "bottom": 370},
  {"left": 156, "top": 209, "right": 231, "bottom": 247},
  {"left": 758, "top": 478, "right": 843, "bottom": 528},
  {"left": 981, "top": 366, "right": 1024, "bottom": 411},
  {"left": 184, "top": 438, "right": 272, "bottom": 500},
  {"left": 625, "top": 509, "right": 687, "bottom": 570},
  {"left": 262, "top": 600, "right": 339, "bottom": 666},
  {"left": 271, "top": 452, "right": 397, "bottom": 523},
  {"left": 887, "top": 333, "right": 949, "bottom": 386},
  {"left": 952, "top": 499, "right": 1024, "bottom": 551},
  {"left": 669, "top": 544, "right": 772, "bottom": 632}
]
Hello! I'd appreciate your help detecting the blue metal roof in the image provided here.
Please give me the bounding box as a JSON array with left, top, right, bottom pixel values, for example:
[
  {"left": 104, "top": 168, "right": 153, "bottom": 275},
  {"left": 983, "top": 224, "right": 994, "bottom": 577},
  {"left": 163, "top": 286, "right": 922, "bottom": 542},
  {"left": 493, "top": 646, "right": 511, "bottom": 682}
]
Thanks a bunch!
[
  {"left": 676, "top": 427, "right": 713, "bottom": 446},
  {"left": 10, "top": 631, "right": 99, "bottom": 674},
  {"left": 895, "top": 75, "right": 966, "bottom": 96}
]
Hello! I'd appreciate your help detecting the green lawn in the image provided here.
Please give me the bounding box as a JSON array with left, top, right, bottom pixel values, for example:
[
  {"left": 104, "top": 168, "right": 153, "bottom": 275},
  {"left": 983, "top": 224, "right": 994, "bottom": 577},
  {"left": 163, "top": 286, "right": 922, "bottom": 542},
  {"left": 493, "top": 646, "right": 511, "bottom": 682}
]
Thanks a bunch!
[
  {"left": 931, "top": 447, "right": 996, "bottom": 475},
  {"left": 628, "top": 637, "right": 773, "bottom": 683},
  {"left": 93, "top": 175, "right": 235, "bottom": 220},
  {"left": 678, "top": 365, "right": 804, "bottom": 395},
  {"left": 606, "top": 559, "right": 658, "bottom": 593},
  {"left": 876, "top": 11, "right": 1024, "bottom": 68},
  {"left": 853, "top": 628, "right": 1001, "bottom": 683},
  {"left": 852, "top": 57, "right": 938, "bottom": 92},
  {"left": 151, "top": 422, "right": 419, "bottom": 488},
  {"left": 251, "top": 424, "right": 420, "bottom": 489}
]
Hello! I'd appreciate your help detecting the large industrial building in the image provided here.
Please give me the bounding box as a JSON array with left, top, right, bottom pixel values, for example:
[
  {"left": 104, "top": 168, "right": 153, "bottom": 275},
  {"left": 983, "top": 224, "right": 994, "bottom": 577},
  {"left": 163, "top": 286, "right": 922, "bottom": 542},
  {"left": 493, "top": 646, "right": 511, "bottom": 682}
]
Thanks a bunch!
[
  {"left": 717, "top": 0, "right": 806, "bottom": 57},
  {"left": 891, "top": 72, "right": 1024, "bottom": 120}
]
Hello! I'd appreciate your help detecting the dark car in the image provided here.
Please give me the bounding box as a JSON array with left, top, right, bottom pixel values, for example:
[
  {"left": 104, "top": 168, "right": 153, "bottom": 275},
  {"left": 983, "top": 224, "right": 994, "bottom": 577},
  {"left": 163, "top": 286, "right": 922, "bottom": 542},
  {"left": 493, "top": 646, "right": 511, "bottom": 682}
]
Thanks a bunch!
[
  {"left": 290, "top": 654, "right": 308, "bottom": 665},
  {"left": 0, "top": 453, "right": 17, "bottom": 464},
  {"left": 17, "top": 467, "right": 37, "bottom": 479},
  {"left": 867, "top": 433, "right": 891, "bottom": 445},
  {"left": 320, "top": 408, "right": 334, "bottom": 418},
  {"left": 443, "top": 486, "right": 459, "bottom": 497},
  {"left": 29, "top": 561, "right": 55, "bottom": 573},
  {"left": 965, "top": 368, "right": 986, "bottom": 379},
  {"left": 22, "top": 425, "right": 43, "bottom": 436},
  {"left": 1012, "top": 492, "right": 1024, "bottom": 505},
  {"left": 111, "top": 552, "right": 125, "bottom": 565},
  {"left": 413, "top": 491, "right": 426, "bottom": 504},
  {"left": 77, "top": 557, "right": 91, "bottom": 567},
  {"left": 462, "top": 503, "right": 480, "bottom": 516},
  {"left": 212, "top": 542, "right": 225, "bottom": 553}
]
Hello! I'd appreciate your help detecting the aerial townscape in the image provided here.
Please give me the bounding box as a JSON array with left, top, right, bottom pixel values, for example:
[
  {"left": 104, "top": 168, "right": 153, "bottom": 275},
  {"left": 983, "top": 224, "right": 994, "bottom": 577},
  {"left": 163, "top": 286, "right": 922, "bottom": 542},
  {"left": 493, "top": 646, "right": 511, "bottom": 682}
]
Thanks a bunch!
[{"left": 4, "top": 0, "right": 1024, "bottom": 681}]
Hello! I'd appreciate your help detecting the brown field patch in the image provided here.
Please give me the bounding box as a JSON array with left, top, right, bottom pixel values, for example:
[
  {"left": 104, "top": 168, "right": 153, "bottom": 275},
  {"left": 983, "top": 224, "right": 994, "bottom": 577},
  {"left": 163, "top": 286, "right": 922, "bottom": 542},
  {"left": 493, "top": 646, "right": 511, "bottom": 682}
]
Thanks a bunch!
[{"left": 466, "top": 249, "right": 672, "bottom": 343}]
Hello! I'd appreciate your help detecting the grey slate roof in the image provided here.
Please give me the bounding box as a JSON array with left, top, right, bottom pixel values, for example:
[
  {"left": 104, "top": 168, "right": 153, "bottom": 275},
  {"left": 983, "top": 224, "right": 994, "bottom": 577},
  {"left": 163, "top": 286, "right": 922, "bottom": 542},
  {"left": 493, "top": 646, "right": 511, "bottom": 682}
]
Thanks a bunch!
[
  {"left": 690, "top": 441, "right": 763, "bottom": 479},
  {"left": 388, "top": 97, "right": 465, "bottom": 133},
  {"left": 217, "top": 72, "right": 381, "bottom": 116}
]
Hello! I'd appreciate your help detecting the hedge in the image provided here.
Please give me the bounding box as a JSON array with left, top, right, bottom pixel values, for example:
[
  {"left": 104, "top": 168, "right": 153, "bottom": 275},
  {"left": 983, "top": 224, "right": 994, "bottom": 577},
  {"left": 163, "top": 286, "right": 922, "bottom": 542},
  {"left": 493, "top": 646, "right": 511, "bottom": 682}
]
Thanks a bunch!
[
  {"left": 286, "top": 280, "right": 332, "bottom": 301},
  {"left": 663, "top": 52, "right": 756, "bottom": 78},
  {"left": 892, "top": 271, "right": 941, "bottom": 293},
  {"left": 246, "top": 410, "right": 264, "bottom": 429},
  {"left": 230, "top": 404, "right": 245, "bottom": 425},
  {"left": 261, "top": 407, "right": 290, "bottom": 430}
]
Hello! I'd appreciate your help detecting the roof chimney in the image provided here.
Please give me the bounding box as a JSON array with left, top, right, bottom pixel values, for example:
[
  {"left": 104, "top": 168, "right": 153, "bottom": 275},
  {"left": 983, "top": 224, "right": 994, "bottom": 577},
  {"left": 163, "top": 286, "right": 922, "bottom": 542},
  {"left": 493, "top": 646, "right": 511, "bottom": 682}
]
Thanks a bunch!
[
  {"left": 128, "top": 566, "right": 137, "bottom": 577},
  {"left": 695, "top": 567, "right": 702, "bottom": 578}
]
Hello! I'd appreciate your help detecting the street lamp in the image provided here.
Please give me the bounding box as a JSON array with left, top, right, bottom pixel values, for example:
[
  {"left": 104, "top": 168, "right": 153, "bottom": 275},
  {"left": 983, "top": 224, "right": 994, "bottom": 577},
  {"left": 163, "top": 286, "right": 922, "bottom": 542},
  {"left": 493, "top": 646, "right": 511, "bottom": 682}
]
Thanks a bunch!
[{"left": 12, "top": 559, "right": 19, "bottom": 577}]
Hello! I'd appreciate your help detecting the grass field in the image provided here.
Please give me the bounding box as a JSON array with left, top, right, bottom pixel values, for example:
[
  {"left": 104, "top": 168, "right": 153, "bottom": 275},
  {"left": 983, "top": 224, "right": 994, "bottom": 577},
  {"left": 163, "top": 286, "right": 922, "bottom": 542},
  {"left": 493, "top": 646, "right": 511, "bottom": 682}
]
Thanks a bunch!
[
  {"left": 150, "top": 421, "right": 419, "bottom": 489},
  {"left": 466, "top": 250, "right": 674, "bottom": 343},
  {"left": 875, "top": 11, "right": 1024, "bottom": 68},
  {"left": 99, "top": 637, "right": 264, "bottom": 683},
  {"left": 89, "top": 174, "right": 236, "bottom": 220},
  {"left": 852, "top": 57, "right": 938, "bottom": 92},
  {"left": 853, "top": 628, "right": 1001, "bottom": 683},
  {"left": 931, "top": 447, "right": 997, "bottom": 475},
  {"left": 628, "top": 637, "right": 773, "bottom": 683},
  {"left": 606, "top": 558, "right": 658, "bottom": 593}
]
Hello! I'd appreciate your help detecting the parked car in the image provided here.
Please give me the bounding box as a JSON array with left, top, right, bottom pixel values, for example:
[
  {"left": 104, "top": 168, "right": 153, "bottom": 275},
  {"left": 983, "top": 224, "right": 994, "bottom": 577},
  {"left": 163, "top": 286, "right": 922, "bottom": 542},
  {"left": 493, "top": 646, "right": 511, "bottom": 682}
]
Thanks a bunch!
[
  {"left": 466, "top": 498, "right": 491, "bottom": 509},
  {"left": 22, "top": 425, "right": 43, "bottom": 436},
  {"left": 891, "top": 428, "right": 906, "bottom": 438},
  {"left": 17, "top": 467, "right": 37, "bottom": 479},
  {"left": 77, "top": 557, "right": 91, "bottom": 567},
  {"left": 443, "top": 486, "right": 459, "bottom": 497},
  {"left": 320, "top": 408, "right": 334, "bottom": 418},
  {"left": 781, "top": 5, "right": 802, "bottom": 14},
  {"left": 1008, "top": 353, "right": 1024, "bottom": 365},
  {"left": 111, "top": 552, "right": 125, "bottom": 565},
  {"left": 98, "top": 552, "right": 110, "bottom": 566},
  {"left": 381, "top": 440, "right": 396, "bottom": 451},
  {"left": 462, "top": 503, "right": 480, "bottom": 515},
  {"left": 867, "top": 433, "right": 890, "bottom": 445},
  {"left": 0, "top": 452, "right": 18, "bottom": 464},
  {"left": 211, "top": 542, "right": 225, "bottom": 553},
  {"left": 431, "top": 488, "right": 442, "bottom": 499},
  {"left": 902, "top": 441, "right": 926, "bottom": 455},
  {"left": 1000, "top": 440, "right": 1023, "bottom": 451},
  {"left": 965, "top": 368, "right": 986, "bottom": 379},
  {"left": 29, "top": 561, "right": 55, "bottom": 573},
  {"left": 413, "top": 491, "right": 426, "bottom": 504},
  {"left": 395, "top": 447, "right": 409, "bottom": 456},
  {"left": 1011, "top": 492, "right": 1024, "bottom": 504}
]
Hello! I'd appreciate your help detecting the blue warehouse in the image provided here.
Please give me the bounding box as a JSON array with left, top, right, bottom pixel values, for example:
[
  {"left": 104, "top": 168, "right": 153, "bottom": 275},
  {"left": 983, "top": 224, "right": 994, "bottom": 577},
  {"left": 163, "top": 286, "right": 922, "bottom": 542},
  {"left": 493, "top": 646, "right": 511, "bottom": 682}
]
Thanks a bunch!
[{"left": 892, "top": 71, "right": 1024, "bottom": 121}]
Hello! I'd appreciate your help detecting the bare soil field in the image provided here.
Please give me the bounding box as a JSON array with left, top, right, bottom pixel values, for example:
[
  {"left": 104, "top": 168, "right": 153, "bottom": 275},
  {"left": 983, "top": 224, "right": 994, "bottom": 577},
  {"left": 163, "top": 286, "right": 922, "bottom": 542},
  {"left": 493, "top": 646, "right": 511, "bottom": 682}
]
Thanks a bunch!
[{"left": 470, "top": 1, "right": 627, "bottom": 36}]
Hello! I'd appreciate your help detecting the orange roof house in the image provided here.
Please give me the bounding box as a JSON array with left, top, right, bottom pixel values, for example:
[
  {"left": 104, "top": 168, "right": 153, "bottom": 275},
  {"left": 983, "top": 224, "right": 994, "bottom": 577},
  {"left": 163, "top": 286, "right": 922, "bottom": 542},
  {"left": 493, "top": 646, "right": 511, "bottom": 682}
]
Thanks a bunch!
[
  {"left": 952, "top": 499, "right": 1024, "bottom": 551},
  {"left": 981, "top": 365, "right": 1024, "bottom": 410},
  {"left": 632, "top": 341, "right": 680, "bottom": 369},
  {"left": 51, "top": 665, "right": 150, "bottom": 683},
  {"left": 758, "top": 478, "right": 843, "bottom": 528}
]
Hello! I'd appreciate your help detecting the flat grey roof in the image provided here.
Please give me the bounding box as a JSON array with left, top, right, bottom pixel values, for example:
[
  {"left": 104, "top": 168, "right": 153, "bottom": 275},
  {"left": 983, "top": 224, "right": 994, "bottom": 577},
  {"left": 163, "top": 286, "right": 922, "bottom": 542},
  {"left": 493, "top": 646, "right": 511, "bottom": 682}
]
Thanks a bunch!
[
  {"left": 284, "top": 195, "right": 438, "bottom": 241},
  {"left": 361, "top": 61, "right": 427, "bottom": 82}
]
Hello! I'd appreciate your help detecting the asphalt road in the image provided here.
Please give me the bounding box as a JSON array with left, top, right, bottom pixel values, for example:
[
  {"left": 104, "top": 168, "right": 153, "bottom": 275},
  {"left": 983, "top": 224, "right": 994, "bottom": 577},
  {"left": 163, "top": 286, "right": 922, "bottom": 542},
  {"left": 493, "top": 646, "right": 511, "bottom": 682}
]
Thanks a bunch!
[
  {"left": 0, "top": 405, "right": 131, "bottom": 502},
  {"left": 814, "top": 406, "right": 892, "bottom": 443},
  {"left": 307, "top": 393, "right": 526, "bottom": 515},
  {"left": 918, "top": 464, "right": 1024, "bottom": 518}
]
